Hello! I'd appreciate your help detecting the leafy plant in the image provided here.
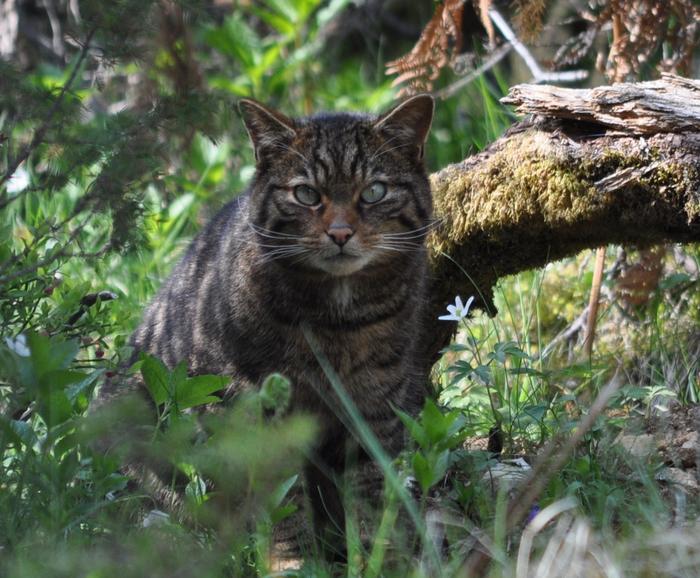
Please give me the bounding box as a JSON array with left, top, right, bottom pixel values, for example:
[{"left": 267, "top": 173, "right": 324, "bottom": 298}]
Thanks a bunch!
[
  {"left": 399, "top": 399, "right": 467, "bottom": 495},
  {"left": 0, "top": 332, "right": 125, "bottom": 546}
]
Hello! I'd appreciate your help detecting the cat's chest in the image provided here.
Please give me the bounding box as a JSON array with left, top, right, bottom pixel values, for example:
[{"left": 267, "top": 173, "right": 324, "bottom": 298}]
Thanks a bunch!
[
  {"left": 237, "top": 272, "right": 419, "bottom": 402},
  {"left": 278, "top": 316, "right": 408, "bottom": 383},
  {"left": 330, "top": 279, "right": 354, "bottom": 310}
]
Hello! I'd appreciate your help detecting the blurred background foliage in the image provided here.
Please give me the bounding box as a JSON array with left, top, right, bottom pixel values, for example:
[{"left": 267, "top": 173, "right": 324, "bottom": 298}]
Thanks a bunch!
[{"left": 1, "top": 0, "right": 700, "bottom": 576}]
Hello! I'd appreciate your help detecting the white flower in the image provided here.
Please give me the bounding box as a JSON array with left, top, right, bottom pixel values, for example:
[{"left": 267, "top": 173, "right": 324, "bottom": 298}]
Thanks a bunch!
[
  {"left": 6, "top": 166, "right": 29, "bottom": 194},
  {"left": 4, "top": 334, "right": 30, "bottom": 357},
  {"left": 438, "top": 295, "right": 475, "bottom": 321}
]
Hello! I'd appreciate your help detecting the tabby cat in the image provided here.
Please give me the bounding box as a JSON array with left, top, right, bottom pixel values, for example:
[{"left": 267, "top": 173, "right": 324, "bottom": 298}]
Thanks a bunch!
[{"left": 107, "top": 94, "right": 435, "bottom": 559}]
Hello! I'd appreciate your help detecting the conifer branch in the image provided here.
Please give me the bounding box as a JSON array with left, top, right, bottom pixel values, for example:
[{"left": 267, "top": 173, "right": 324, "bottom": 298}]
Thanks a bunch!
[{"left": 0, "top": 27, "right": 96, "bottom": 206}]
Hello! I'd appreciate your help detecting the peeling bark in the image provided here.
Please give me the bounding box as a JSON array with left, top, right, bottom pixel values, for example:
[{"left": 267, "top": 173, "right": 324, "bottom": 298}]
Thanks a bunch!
[{"left": 420, "top": 74, "right": 700, "bottom": 372}]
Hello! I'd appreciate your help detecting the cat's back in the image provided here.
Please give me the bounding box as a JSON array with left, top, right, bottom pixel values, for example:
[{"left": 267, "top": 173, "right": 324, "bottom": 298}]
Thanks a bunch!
[{"left": 130, "top": 194, "right": 250, "bottom": 371}]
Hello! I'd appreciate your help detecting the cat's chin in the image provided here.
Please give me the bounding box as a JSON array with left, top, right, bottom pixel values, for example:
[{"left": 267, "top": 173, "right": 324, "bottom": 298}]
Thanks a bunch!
[{"left": 311, "top": 253, "right": 371, "bottom": 276}]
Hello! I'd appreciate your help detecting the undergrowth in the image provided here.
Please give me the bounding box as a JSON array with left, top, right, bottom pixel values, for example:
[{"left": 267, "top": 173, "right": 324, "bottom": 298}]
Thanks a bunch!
[{"left": 1, "top": 1, "right": 699, "bottom": 577}]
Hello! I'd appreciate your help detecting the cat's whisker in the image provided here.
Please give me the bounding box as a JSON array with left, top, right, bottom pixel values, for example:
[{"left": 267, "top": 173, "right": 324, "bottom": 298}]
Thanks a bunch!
[
  {"left": 375, "top": 243, "right": 419, "bottom": 252},
  {"left": 379, "top": 243, "right": 422, "bottom": 250},
  {"left": 265, "top": 254, "right": 306, "bottom": 264},
  {"left": 288, "top": 251, "right": 318, "bottom": 268},
  {"left": 375, "top": 245, "right": 405, "bottom": 253},
  {"left": 257, "top": 241, "right": 305, "bottom": 251},
  {"left": 259, "top": 241, "right": 305, "bottom": 249},
  {"left": 258, "top": 247, "right": 309, "bottom": 264},
  {"left": 381, "top": 233, "right": 431, "bottom": 241},
  {"left": 248, "top": 222, "right": 303, "bottom": 239},
  {"left": 260, "top": 244, "right": 306, "bottom": 254},
  {"left": 293, "top": 252, "right": 313, "bottom": 263},
  {"left": 377, "top": 236, "right": 423, "bottom": 244},
  {"left": 233, "top": 235, "right": 301, "bottom": 250},
  {"left": 382, "top": 218, "right": 445, "bottom": 238}
]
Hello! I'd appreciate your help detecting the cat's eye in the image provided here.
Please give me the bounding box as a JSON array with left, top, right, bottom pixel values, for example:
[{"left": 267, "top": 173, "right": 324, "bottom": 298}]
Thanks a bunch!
[
  {"left": 360, "top": 182, "right": 387, "bottom": 204},
  {"left": 293, "top": 185, "right": 321, "bottom": 206}
]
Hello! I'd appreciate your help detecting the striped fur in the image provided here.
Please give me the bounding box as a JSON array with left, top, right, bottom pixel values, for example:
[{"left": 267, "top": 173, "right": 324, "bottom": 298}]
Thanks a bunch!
[{"left": 115, "top": 95, "right": 435, "bottom": 558}]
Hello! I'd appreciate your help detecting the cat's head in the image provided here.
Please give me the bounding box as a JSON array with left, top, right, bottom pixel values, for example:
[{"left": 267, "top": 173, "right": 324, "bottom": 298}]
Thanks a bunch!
[{"left": 239, "top": 95, "right": 434, "bottom": 277}]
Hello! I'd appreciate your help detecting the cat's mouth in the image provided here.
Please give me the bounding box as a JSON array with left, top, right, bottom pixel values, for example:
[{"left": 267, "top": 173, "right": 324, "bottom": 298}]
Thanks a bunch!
[{"left": 314, "top": 250, "right": 371, "bottom": 276}]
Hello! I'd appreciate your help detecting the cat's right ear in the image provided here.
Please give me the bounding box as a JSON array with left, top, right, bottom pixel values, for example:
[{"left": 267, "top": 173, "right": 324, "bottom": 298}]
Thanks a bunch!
[
  {"left": 238, "top": 99, "right": 297, "bottom": 161},
  {"left": 373, "top": 94, "right": 434, "bottom": 161}
]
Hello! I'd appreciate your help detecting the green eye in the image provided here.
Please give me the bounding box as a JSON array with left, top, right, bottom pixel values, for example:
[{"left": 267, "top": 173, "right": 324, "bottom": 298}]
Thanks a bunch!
[
  {"left": 361, "top": 182, "right": 387, "bottom": 204},
  {"left": 293, "top": 185, "right": 321, "bottom": 206}
]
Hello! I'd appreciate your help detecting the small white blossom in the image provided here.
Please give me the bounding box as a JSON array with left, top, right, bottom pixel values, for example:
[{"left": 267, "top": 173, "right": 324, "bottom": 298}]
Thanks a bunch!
[
  {"left": 4, "top": 334, "right": 30, "bottom": 357},
  {"left": 438, "top": 295, "right": 475, "bottom": 321},
  {"left": 6, "top": 166, "right": 29, "bottom": 194}
]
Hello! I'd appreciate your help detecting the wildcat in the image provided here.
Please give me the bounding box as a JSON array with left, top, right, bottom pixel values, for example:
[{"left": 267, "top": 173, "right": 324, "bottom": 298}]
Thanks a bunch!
[{"left": 102, "top": 94, "right": 435, "bottom": 559}]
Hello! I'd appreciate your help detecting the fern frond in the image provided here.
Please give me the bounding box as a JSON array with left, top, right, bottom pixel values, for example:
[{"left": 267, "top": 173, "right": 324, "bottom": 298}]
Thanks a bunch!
[
  {"left": 512, "top": 0, "right": 548, "bottom": 43},
  {"left": 385, "top": 0, "right": 465, "bottom": 96},
  {"left": 477, "top": 0, "right": 495, "bottom": 46}
]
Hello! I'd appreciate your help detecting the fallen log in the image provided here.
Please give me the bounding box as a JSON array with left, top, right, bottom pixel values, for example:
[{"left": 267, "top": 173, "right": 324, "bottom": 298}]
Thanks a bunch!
[{"left": 420, "top": 73, "right": 700, "bottom": 370}]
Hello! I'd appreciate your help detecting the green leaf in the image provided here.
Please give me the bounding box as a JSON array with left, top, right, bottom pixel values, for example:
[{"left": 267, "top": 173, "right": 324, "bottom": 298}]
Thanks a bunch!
[
  {"left": 412, "top": 451, "right": 432, "bottom": 494},
  {"left": 65, "top": 368, "right": 104, "bottom": 404},
  {"left": 491, "top": 341, "right": 529, "bottom": 364},
  {"left": 250, "top": 7, "right": 296, "bottom": 36},
  {"left": 28, "top": 332, "right": 80, "bottom": 374},
  {"left": 140, "top": 355, "right": 170, "bottom": 406},
  {"left": 448, "top": 359, "right": 473, "bottom": 372},
  {"left": 270, "top": 502, "right": 298, "bottom": 525},
  {"left": 169, "top": 361, "right": 188, "bottom": 391},
  {"left": 396, "top": 409, "right": 428, "bottom": 449},
  {"left": 0, "top": 416, "right": 37, "bottom": 449},
  {"left": 621, "top": 386, "right": 648, "bottom": 400},
  {"left": 473, "top": 364, "right": 491, "bottom": 385},
  {"left": 175, "top": 375, "right": 227, "bottom": 410},
  {"left": 37, "top": 390, "right": 73, "bottom": 428},
  {"left": 442, "top": 343, "right": 471, "bottom": 354},
  {"left": 54, "top": 432, "right": 79, "bottom": 458},
  {"left": 659, "top": 272, "right": 692, "bottom": 290},
  {"left": 268, "top": 474, "right": 298, "bottom": 511},
  {"left": 432, "top": 449, "right": 450, "bottom": 486},
  {"left": 40, "top": 369, "right": 87, "bottom": 392},
  {"left": 412, "top": 449, "right": 450, "bottom": 494},
  {"left": 423, "top": 399, "right": 448, "bottom": 445},
  {"left": 204, "top": 15, "right": 261, "bottom": 69},
  {"left": 445, "top": 412, "right": 467, "bottom": 441},
  {"left": 262, "top": 0, "right": 300, "bottom": 22},
  {"left": 523, "top": 404, "right": 548, "bottom": 423}
]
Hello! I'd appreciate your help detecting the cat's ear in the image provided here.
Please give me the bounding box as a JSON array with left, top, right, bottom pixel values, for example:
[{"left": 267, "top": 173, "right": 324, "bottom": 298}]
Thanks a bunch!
[
  {"left": 373, "top": 94, "right": 434, "bottom": 160},
  {"left": 238, "top": 99, "right": 297, "bottom": 161}
]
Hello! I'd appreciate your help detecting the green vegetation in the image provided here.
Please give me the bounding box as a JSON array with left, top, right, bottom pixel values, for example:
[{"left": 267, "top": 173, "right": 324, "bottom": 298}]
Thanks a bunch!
[{"left": 1, "top": 1, "right": 699, "bottom": 576}]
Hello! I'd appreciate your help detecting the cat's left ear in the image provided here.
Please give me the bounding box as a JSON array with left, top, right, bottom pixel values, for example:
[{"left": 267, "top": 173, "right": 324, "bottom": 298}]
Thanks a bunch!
[
  {"left": 238, "top": 99, "right": 297, "bottom": 161},
  {"left": 373, "top": 94, "right": 434, "bottom": 160}
]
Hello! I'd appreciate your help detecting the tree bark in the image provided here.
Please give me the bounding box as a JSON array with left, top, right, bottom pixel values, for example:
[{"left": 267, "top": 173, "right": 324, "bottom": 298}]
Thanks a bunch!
[{"left": 420, "top": 73, "right": 700, "bottom": 371}]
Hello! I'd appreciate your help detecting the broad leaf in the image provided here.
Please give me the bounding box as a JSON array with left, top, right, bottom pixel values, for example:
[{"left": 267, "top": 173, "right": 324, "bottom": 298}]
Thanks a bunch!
[{"left": 175, "top": 375, "right": 227, "bottom": 410}]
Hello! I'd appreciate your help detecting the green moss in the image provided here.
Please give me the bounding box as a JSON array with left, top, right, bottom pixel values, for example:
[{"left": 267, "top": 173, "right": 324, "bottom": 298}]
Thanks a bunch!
[
  {"left": 428, "top": 132, "right": 604, "bottom": 258},
  {"left": 428, "top": 131, "right": 700, "bottom": 262},
  {"left": 644, "top": 161, "right": 700, "bottom": 220}
]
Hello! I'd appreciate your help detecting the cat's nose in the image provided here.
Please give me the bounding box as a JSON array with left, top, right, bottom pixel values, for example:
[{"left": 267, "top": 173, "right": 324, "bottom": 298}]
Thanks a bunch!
[{"left": 326, "top": 224, "right": 355, "bottom": 246}]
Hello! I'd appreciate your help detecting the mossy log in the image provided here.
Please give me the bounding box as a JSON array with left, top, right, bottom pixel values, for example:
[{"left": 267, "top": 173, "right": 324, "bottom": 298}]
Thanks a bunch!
[{"left": 420, "top": 74, "right": 700, "bottom": 370}]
